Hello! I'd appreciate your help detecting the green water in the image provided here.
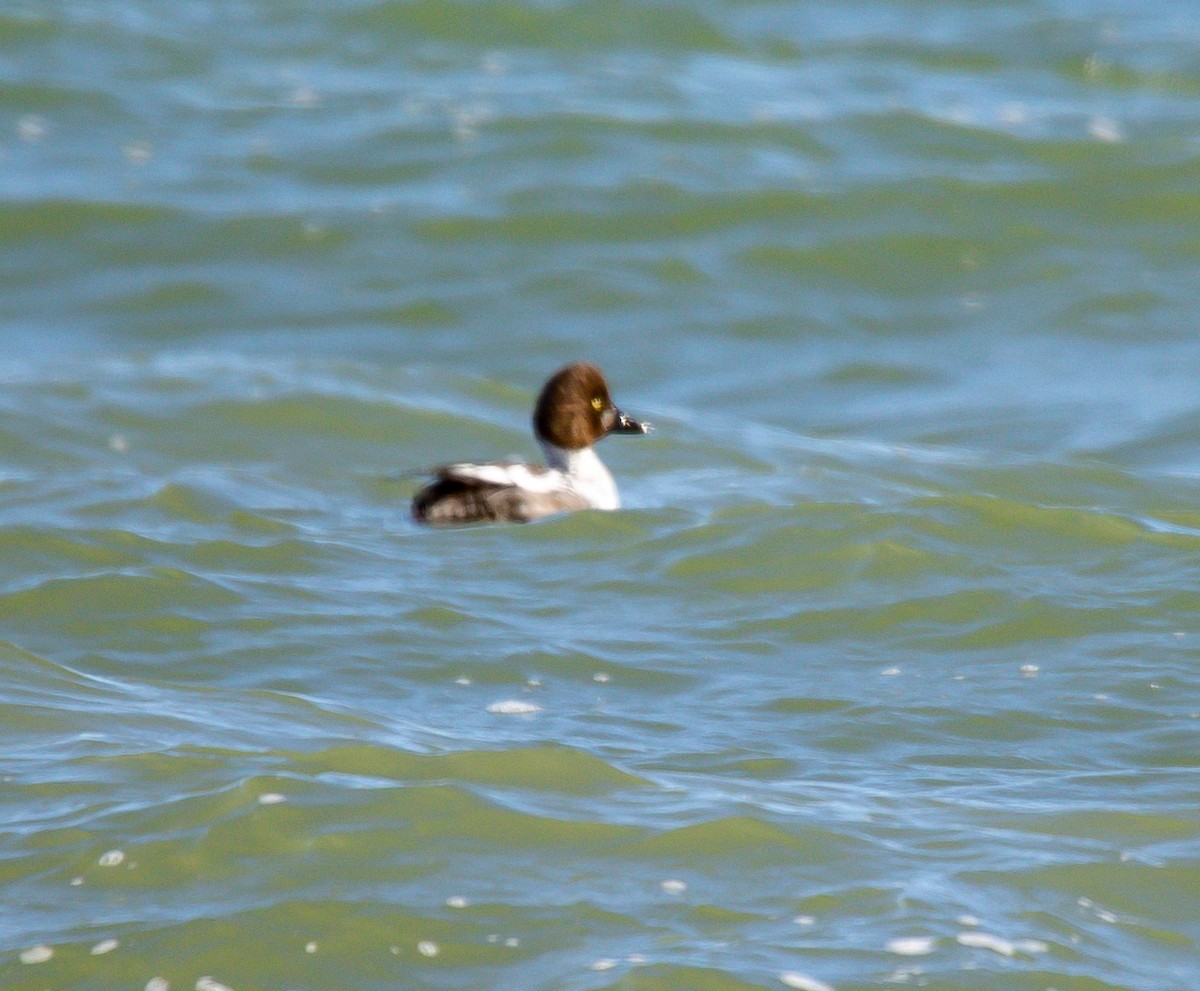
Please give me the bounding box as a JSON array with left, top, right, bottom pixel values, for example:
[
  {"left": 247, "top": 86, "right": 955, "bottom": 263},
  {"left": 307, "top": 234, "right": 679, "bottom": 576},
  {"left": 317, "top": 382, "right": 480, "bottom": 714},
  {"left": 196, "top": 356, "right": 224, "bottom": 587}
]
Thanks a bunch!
[{"left": 3, "top": 1, "right": 1200, "bottom": 989}]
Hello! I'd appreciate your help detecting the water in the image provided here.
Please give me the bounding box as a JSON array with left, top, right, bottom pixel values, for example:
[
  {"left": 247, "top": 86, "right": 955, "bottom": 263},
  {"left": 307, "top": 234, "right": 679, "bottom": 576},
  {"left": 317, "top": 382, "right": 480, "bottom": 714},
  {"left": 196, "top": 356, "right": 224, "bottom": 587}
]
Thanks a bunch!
[{"left": 3, "top": 2, "right": 1199, "bottom": 989}]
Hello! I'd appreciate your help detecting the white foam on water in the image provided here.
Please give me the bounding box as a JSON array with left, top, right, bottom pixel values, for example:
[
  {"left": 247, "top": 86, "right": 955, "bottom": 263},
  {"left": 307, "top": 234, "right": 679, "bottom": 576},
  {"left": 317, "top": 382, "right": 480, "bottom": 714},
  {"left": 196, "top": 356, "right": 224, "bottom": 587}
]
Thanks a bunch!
[
  {"left": 258, "top": 793, "right": 287, "bottom": 805},
  {"left": 90, "top": 938, "right": 119, "bottom": 955},
  {"left": 20, "top": 945, "right": 53, "bottom": 964},
  {"left": 504, "top": 937, "right": 520, "bottom": 948},
  {"left": 446, "top": 895, "right": 469, "bottom": 908},
  {"left": 956, "top": 932, "right": 1015, "bottom": 956},
  {"left": 304, "top": 941, "right": 317, "bottom": 954},
  {"left": 195, "top": 978, "right": 234, "bottom": 991},
  {"left": 121, "top": 141, "right": 152, "bottom": 166},
  {"left": 793, "top": 915, "right": 816, "bottom": 926},
  {"left": 780, "top": 971, "right": 835, "bottom": 991},
  {"left": 886, "top": 936, "right": 936, "bottom": 956},
  {"left": 486, "top": 699, "right": 542, "bottom": 714},
  {"left": 1078, "top": 898, "right": 1119, "bottom": 923},
  {"left": 590, "top": 958, "right": 618, "bottom": 971},
  {"left": 17, "top": 114, "right": 48, "bottom": 142},
  {"left": 956, "top": 914, "right": 980, "bottom": 927},
  {"left": 999, "top": 102, "right": 1028, "bottom": 125},
  {"left": 145, "top": 979, "right": 170, "bottom": 991},
  {"left": 99, "top": 849, "right": 126, "bottom": 867},
  {"left": 881, "top": 667, "right": 901, "bottom": 676},
  {"left": 1088, "top": 115, "right": 1123, "bottom": 142},
  {"left": 417, "top": 940, "right": 439, "bottom": 957},
  {"left": 593, "top": 672, "right": 611, "bottom": 682},
  {"left": 660, "top": 878, "right": 688, "bottom": 894}
]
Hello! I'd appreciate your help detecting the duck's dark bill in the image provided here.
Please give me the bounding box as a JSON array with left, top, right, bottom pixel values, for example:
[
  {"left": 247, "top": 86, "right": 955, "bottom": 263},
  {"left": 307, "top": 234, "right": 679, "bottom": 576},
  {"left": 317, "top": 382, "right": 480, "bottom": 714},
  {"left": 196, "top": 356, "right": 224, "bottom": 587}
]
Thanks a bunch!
[{"left": 611, "top": 408, "right": 652, "bottom": 434}]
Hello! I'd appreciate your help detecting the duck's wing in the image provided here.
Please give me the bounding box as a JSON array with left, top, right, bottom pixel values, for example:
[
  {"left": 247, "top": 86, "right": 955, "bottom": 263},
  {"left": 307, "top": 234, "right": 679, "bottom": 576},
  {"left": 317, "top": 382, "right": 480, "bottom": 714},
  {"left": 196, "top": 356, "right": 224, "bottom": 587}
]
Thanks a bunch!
[{"left": 411, "top": 462, "right": 588, "bottom": 526}]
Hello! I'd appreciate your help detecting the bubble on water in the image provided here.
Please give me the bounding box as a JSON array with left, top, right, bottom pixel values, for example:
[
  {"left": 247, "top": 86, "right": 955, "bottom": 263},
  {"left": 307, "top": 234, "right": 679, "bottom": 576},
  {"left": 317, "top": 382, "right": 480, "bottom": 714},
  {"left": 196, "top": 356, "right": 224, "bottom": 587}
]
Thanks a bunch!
[
  {"left": 454, "top": 677, "right": 472, "bottom": 686},
  {"left": 881, "top": 667, "right": 901, "bottom": 677},
  {"left": 196, "top": 978, "right": 234, "bottom": 991},
  {"left": 956, "top": 914, "right": 980, "bottom": 927},
  {"left": 146, "top": 979, "right": 169, "bottom": 991},
  {"left": 486, "top": 934, "right": 499, "bottom": 943},
  {"left": 417, "top": 940, "right": 439, "bottom": 957},
  {"left": 258, "top": 793, "right": 287, "bottom": 805},
  {"left": 20, "top": 945, "right": 53, "bottom": 964},
  {"left": 793, "top": 914, "right": 816, "bottom": 926},
  {"left": 593, "top": 672, "right": 611, "bottom": 683},
  {"left": 446, "top": 896, "right": 469, "bottom": 908},
  {"left": 627, "top": 953, "right": 648, "bottom": 964},
  {"left": 70, "top": 876, "right": 85, "bottom": 886},
  {"left": 304, "top": 941, "right": 317, "bottom": 954},
  {"left": 1020, "top": 664, "right": 1039, "bottom": 677},
  {"left": 590, "top": 958, "right": 618, "bottom": 971},
  {"left": 486, "top": 699, "right": 542, "bottom": 714},
  {"left": 886, "top": 936, "right": 936, "bottom": 955},
  {"left": 90, "top": 938, "right": 119, "bottom": 955},
  {"left": 108, "top": 433, "right": 130, "bottom": 453},
  {"left": 504, "top": 937, "right": 520, "bottom": 948},
  {"left": 660, "top": 878, "right": 687, "bottom": 894},
  {"left": 780, "top": 971, "right": 835, "bottom": 991},
  {"left": 99, "top": 849, "right": 125, "bottom": 867}
]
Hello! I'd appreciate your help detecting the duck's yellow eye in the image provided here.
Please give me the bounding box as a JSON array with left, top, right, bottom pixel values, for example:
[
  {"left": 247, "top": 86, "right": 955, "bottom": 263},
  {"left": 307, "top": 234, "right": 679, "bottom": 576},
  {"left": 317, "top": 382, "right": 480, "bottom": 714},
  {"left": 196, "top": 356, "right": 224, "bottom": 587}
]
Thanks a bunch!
[{"left": 591, "top": 396, "right": 604, "bottom": 411}]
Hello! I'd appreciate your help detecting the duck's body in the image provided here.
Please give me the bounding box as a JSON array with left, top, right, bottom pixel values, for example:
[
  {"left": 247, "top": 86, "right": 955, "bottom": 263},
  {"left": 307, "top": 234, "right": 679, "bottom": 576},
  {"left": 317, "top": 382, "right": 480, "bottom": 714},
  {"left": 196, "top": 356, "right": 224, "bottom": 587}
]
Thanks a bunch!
[{"left": 412, "top": 362, "right": 649, "bottom": 526}]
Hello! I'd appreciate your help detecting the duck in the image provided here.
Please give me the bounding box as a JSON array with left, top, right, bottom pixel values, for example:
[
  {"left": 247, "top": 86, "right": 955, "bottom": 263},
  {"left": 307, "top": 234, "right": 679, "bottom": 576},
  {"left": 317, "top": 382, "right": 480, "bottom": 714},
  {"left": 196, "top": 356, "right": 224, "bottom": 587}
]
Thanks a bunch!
[{"left": 412, "top": 362, "right": 650, "bottom": 525}]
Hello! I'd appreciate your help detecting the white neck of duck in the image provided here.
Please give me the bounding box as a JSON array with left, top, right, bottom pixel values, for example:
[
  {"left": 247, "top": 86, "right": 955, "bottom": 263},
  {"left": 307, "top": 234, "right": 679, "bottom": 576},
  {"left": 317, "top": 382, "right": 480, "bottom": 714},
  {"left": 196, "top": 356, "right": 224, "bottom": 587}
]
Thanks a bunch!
[{"left": 541, "top": 441, "right": 619, "bottom": 510}]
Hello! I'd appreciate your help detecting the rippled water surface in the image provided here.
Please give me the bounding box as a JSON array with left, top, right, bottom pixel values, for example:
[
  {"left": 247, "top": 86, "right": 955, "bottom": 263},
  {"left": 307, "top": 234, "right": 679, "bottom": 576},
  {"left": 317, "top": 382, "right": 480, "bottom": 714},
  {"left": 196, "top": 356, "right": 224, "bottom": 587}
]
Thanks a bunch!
[{"left": 3, "top": 2, "right": 1200, "bottom": 989}]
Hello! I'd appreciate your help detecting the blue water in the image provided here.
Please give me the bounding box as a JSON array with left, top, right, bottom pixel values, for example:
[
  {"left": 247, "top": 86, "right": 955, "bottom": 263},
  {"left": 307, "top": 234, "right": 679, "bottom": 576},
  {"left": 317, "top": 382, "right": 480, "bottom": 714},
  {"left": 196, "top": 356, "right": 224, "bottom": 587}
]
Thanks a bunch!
[{"left": 3, "top": 2, "right": 1200, "bottom": 990}]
